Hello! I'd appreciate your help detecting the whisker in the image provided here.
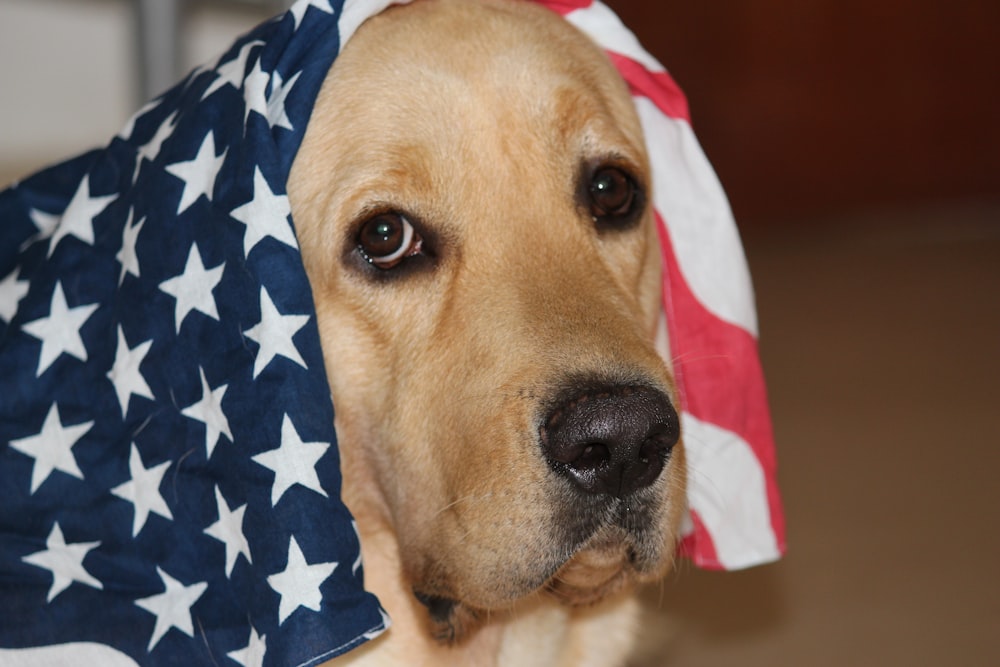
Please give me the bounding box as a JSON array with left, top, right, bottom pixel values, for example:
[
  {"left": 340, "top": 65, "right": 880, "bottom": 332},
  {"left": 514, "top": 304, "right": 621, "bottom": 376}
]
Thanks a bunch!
[{"left": 429, "top": 492, "right": 494, "bottom": 521}]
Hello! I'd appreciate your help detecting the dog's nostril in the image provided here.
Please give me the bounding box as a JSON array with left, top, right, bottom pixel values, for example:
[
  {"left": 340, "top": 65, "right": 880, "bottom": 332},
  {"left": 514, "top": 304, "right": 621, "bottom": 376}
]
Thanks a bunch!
[
  {"left": 541, "top": 383, "right": 678, "bottom": 498},
  {"left": 638, "top": 440, "right": 655, "bottom": 464},
  {"left": 568, "top": 443, "right": 610, "bottom": 472},
  {"left": 640, "top": 429, "right": 674, "bottom": 461}
]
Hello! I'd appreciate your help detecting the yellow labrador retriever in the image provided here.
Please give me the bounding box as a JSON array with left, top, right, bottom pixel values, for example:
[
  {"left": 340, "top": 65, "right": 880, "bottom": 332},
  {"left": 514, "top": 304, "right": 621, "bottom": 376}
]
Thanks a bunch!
[{"left": 289, "top": 1, "right": 685, "bottom": 664}]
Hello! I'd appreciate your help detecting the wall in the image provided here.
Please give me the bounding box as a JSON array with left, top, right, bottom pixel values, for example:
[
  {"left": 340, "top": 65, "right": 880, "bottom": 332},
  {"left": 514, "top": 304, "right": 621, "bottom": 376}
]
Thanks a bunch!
[
  {"left": 0, "top": 0, "right": 270, "bottom": 178},
  {"left": 611, "top": 0, "right": 1000, "bottom": 225},
  {"left": 3, "top": 1, "right": 998, "bottom": 224}
]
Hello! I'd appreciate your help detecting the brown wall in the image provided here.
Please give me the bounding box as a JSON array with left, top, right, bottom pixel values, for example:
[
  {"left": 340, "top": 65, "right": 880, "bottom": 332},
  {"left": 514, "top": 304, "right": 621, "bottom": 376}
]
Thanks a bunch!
[{"left": 608, "top": 0, "right": 1000, "bottom": 225}]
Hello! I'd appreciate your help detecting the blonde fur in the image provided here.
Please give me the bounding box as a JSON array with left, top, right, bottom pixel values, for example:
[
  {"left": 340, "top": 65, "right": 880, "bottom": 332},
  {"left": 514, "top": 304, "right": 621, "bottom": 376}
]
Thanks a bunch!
[{"left": 287, "top": 1, "right": 685, "bottom": 664}]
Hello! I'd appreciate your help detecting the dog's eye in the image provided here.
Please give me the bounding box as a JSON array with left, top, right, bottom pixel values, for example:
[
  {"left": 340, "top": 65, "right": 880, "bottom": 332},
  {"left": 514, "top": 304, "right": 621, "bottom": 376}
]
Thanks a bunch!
[
  {"left": 357, "top": 212, "right": 423, "bottom": 269},
  {"left": 588, "top": 166, "right": 638, "bottom": 224}
]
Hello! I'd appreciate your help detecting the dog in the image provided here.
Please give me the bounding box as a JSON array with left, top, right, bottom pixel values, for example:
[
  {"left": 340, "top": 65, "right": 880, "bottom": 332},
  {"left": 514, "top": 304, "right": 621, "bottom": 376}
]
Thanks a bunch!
[{"left": 288, "top": 1, "right": 686, "bottom": 664}]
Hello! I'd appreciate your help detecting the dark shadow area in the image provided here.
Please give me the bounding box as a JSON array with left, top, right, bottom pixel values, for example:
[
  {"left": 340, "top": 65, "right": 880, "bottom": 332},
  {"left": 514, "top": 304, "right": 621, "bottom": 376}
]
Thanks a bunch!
[{"left": 608, "top": 0, "right": 1000, "bottom": 228}]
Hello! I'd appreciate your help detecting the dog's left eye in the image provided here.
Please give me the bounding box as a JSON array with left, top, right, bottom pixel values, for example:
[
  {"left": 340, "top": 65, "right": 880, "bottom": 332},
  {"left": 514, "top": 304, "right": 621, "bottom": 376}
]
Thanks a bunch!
[
  {"left": 357, "top": 212, "right": 423, "bottom": 269},
  {"left": 588, "top": 166, "right": 640, "bottom": 225}
]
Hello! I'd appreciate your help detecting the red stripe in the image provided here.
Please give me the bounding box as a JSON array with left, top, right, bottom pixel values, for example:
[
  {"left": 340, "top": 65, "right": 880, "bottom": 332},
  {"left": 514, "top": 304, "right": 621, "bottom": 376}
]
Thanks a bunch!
[
  {"left": 535, "top": 1, "right": 692, "bottom": 122},
  {"left": 606, "top": 52, "right": 691, "bottom": 122},
  {"left": 679, "top": 511, "right": 721, "bottom": 569},
  {"left": 535, "top": 0, "right": 592, "bottom": 15},
  {"left": 657, "top": 215, "right": 787, "bottom": 555}
]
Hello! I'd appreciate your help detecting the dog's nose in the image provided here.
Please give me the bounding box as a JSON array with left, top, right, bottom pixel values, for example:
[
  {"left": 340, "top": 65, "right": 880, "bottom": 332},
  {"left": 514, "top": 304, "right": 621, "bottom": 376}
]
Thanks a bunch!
[{"left": 541, "top": 384, "right": 679, "bottom": 498}]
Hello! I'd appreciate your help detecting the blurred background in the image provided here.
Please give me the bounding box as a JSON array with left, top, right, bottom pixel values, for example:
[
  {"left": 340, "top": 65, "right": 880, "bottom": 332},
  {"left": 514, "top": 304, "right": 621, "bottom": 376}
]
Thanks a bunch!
[
  {"left": 619, "top": 2, "right": 1000, "bottom": 665},
  {"left": 1, "top": 1, "right": 998, "bottom": 665},
  {"left": 0, "top": 0, "right": 281, "bottom": 180}
]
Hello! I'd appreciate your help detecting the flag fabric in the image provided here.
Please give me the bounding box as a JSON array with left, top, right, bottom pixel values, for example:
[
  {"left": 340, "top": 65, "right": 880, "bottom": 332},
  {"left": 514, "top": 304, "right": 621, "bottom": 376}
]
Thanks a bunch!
[
  {"left": 0, "top": 0, "right": 783, "bottom": 665},
  {"left": 0, "top": 2, "right": 397, "bottom": 665}
]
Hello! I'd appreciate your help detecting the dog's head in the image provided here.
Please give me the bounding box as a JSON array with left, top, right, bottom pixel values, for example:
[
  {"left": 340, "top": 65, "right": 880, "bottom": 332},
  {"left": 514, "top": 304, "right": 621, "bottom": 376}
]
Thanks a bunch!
[{"left": 289, "top": 0, "right": 686, "bottom": 641}]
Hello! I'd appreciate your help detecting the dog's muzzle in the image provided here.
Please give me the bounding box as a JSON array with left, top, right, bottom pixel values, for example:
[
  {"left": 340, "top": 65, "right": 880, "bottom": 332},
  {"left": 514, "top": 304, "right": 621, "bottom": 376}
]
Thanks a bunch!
[{"left": 540, "top": 383, "right": 679, "bottom": 498}]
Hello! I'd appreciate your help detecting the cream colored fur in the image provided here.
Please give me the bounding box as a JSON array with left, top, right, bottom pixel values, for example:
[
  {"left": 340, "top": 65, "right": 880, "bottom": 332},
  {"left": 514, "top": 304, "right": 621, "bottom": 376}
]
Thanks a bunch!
[{"left": 287, "top": 1, "right": 685, "bottom": 664}]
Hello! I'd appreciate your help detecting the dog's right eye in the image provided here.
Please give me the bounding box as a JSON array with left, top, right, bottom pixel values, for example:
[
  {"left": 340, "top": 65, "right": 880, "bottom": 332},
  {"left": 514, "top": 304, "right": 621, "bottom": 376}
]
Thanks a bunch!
[
  {"left": 584, "top": 164, "right": 645, "bottom": 230},
  {"left": 357, "top": 212, "right": 424, "bottom": 269}
]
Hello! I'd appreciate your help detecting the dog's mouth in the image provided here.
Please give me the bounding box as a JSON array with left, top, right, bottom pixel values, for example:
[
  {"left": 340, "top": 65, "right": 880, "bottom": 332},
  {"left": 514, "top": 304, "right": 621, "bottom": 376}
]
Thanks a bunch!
[
  {"left": 405, "top": 379, "right": 683, "bottom": 644},
  {"left": 543, "top": 490, "right": 676, "bottom": 602},
  {"left": 412, "top": 543, "right": 643, "bottom": 645},
  {"left": 545, "top": 525, "right": 646, "bottom": 606},
  {"left": 413, "top": 493, "right": 674, "bottom": 644}
]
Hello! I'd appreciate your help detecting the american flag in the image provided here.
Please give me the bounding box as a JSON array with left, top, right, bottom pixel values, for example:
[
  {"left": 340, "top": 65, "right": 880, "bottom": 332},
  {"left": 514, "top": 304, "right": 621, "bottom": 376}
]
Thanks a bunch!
[{"left": 0, "top": 0, "right": 783, "bottom": 664}]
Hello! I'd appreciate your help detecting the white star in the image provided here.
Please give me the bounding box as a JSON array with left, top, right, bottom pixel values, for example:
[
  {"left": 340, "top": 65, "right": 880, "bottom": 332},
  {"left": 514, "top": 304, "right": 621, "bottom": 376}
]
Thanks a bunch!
[
  {"left": 21, "top": 281, "right": 100, "bottom": 377},
  {"left": 116, "top": 208, "right": 146, "bottom": 285},
  {"left": 178, "top": 63, "right": 212, "bottom": 95},
  {"left": 158, "top": 243, "right": 225, "bottom": 333},
  {"left": 202, "top": 40, "right": 264, "bottom": 101},
  {"left": 243, "top": 58, "right": 270, "bottom": 128},
  {"left": 0, "top": 268, "right": 29, "bottom": 323},
  {"left": 107, "top": 326, "right": 154, "bottom": 416},
  {"left": 9, "top": 404, "right": 92, "bottom": 494},
  {"left": 47, "top": 175, "right": 117, "bottom": 256},
  {"left": 111, "top": 444, "right": 173, "bottom": 537},
  {"left": 133, "top": 110, "right": 179, "bottom": 182},
  {"left": 252, "top": 414, "right": 329, "bottom": 507},
  {"left": 22, "top": 521, "right": 102, "bottom": 602},
  {"left": 180, "top": 367, "right": 232, "bottom": 458},
  {"left": 28, "top": 207, "right": 60, "bottom": 239},
  {"left": 229, "top": 167, "right": 296, "bottom": 258},
  {"left": 227, "top": 625, "right": 266, "bottom": 667},
  {"left": 289, "top": 0, "right": 334, "bottom": 29},
  {"left": 244, "top": 287, "right": 309, "bottom": 379},
  {"left": 118, "top": 97, "right": 162, "bottom": 141},
  {"left": 203, "top": 486, "right": 251, "bottom": 578},
  {"left": 267, "top": 536, "right": 338, "bottom": 625},
  {"left": 266, "top": 70, "right": 300, "bottom": 131},
  {"left": 134, "top": 567, "right": 208, "bottom": 652},
  {"left": 164, "top": 131, "right": 227, "bottom": 214}
]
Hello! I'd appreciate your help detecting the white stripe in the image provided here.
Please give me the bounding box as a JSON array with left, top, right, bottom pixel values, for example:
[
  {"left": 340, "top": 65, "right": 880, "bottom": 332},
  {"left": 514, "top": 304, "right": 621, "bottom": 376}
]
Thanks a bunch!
[
  {"left": 0, "top": 644, "right": 139, "bottom": 667},
  {"left": 563, "top": 1, "right": 666, "bottom": 73},
  {"left": 338, "top": 0, "right": 414, "bottom": 46},
  {"left": 635, "top": 96, "right": 758, "bottom": 335},
  {"left": 682, "top": 413, "right": 780, "bottom": 569}
]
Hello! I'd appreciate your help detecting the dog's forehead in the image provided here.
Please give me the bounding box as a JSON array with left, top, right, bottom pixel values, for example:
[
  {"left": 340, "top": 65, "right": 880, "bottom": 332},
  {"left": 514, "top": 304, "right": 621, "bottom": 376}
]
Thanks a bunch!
[
  {"left": 326, "top": 0, "right": 646, "bottom": 156},
  {"left": 292, "top": 0, "right": 653, "bottom": 262}
]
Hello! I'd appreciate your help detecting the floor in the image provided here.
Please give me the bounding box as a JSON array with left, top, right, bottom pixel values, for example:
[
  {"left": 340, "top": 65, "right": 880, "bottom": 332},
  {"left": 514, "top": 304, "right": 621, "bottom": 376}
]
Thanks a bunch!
[{"left": 640, "top": 201, "right": 1000, "bottom": 666}]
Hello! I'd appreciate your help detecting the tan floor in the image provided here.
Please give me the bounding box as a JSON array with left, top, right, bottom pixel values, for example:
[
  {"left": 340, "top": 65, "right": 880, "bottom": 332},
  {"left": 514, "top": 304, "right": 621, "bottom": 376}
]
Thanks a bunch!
[{"left": 642, "top": 202, "right": 1000, "bottom": 666}]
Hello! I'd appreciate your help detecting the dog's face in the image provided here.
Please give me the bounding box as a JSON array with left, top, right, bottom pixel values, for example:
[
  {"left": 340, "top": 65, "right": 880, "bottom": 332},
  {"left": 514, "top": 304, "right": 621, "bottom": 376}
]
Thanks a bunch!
[{"left": 290, "top": 0, "right": 685, "bottom": 639}]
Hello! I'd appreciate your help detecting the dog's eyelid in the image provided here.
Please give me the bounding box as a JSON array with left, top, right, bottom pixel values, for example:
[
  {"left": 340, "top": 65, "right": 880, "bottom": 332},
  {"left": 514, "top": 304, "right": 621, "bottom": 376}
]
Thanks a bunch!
[{"left": 582, "top": 149, "right": 643, "bottom": 176}]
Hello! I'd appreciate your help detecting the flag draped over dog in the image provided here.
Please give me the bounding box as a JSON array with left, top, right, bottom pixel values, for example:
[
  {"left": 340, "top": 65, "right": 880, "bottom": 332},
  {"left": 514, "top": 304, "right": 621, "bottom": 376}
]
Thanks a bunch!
[{"left": 0, "top": 0, "right": 783, "bottom": 664}]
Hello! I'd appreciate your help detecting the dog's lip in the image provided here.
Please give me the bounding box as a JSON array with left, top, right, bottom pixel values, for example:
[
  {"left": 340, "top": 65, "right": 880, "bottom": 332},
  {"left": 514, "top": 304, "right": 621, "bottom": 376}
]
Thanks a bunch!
[
  {"left": 541, "top": 517, "right": 664, "bottom": 605},
  {"left": 544, "top": 537, "right": 635, "bottom": 606}
]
